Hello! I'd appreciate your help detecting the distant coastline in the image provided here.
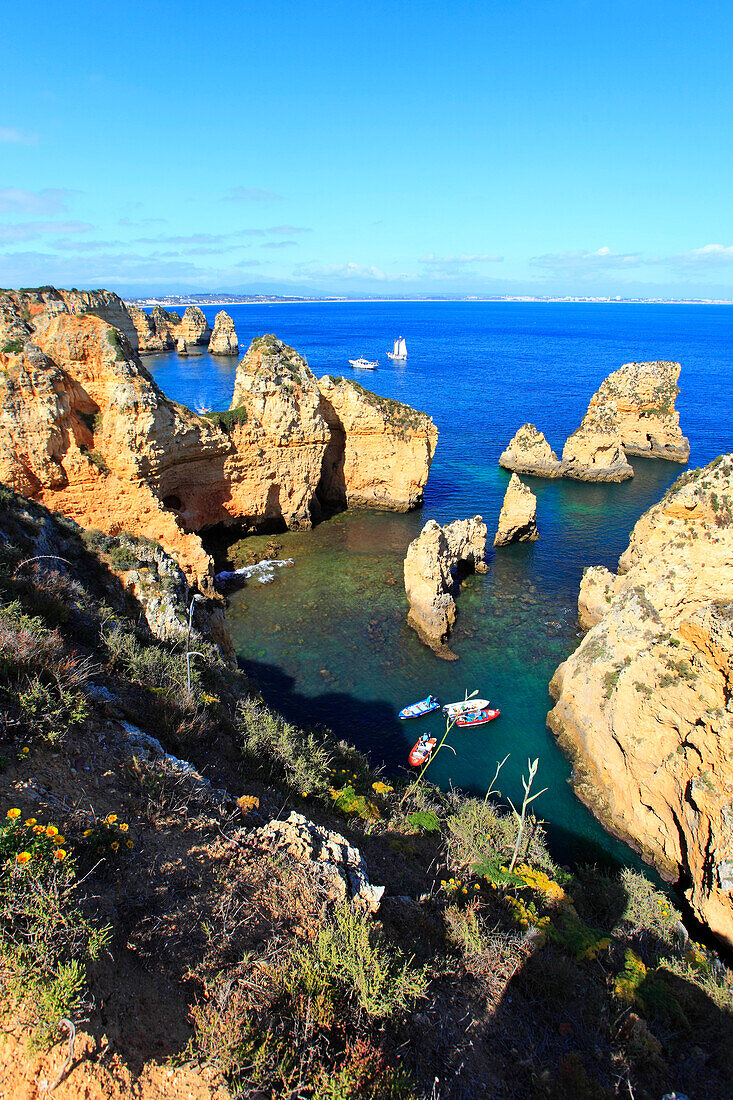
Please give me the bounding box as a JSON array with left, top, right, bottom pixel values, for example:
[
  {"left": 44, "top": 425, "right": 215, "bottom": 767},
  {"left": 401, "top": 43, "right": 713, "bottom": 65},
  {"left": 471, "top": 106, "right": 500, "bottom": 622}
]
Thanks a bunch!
[{"left": 128, "top": 293, "right": 733, "bottom": 308}]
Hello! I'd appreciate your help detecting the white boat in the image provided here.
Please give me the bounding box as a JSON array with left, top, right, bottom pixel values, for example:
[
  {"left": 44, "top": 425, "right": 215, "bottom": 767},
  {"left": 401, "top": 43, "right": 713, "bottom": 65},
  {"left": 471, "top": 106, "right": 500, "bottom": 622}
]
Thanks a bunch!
[
  {"left": 387, "top": 337, "right": 407, "bottom": 361},
  {"left": 443, "top": 697, "right": 490, "bottom": 719},
  {"left": 349, "top": 357, "right": 378, "bottom": 370}
]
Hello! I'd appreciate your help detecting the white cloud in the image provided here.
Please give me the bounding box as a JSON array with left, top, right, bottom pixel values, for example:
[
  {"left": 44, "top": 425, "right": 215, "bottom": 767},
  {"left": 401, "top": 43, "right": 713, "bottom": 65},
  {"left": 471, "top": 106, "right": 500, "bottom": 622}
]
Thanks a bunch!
[
  {"left": 530, "top": 246, "right": 643, "bottom": 272},
  {"left": 0, "top": 221, "right": 93, "bottom": 243},
  {"left": 222, "top": 187, "right": 283, "bottom": 202},
  {"left": 0, "top": 187, "right": 76, "bottom": 214},
  {"left": 419, "top": 253, "right": 503, "bottom": 265},
  {"left": 667, "top": 243, "right": 733, "bottom": 267},
  {"left": 294, "top": 261, "right": 411, "bottom": 282},
  {"left": 0, "top": 127, "right": 38, "bottom": 145}
]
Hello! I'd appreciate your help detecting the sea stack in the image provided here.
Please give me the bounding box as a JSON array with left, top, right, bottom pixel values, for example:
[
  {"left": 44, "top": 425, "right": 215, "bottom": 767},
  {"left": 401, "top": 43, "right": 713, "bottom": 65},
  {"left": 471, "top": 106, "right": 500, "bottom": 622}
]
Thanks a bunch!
[
  {"left": 587, "top": 360, "right": 690, "bottom": 463},
  {"left": 404, "top": 516, "right": 487, "bottom": 659},
  {"left": 208, "top": 310, "right": 238, "bottom": 356},
  {"left": 494, "top": 474, "right": 538, "bottom": 546},
  {"left": 177, "top": 305, "right": 211, "bottom": 346},
  {"left": 548, "top": 454, "right": 733, "bottom": 947},
  {"left": 561, "top": 405, "right": 633, "bottom": 482},
  {"left": 498, "top": 424, "right": 563, "bottom": 478}
]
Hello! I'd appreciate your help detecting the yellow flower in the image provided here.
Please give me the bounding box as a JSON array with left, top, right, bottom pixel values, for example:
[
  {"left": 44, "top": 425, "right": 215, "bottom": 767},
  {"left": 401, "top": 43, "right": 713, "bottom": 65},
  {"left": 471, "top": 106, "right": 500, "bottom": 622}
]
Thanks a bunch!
[
  {"left": 16, "top": 851, "right": 31, "bottom": 864},
  {"left": 6, "top": 808, "right": 21, "bottom": 820},
  {"left": 105, "top": 814, "right": 118, "bottom": 824},
  {"left": 126, "top": 840, "right": 134, "bottom": 849},
  {"left": 118, "top": 823, "right": 129, "bottom": 832},
  {"left": 83, "top": 829, "right": 94, "bottom": 836},
  {"left": 45, "top": 825, "right": 58, "bottom": 837},
  {"left": 462, "top": 887, "right": 468, "bottom": 893},
  {"left": 440, "top": 880, "right": 447, "bottom": 886},
  {"left": 110, "top": 841, "right": 119, "bottom": 851},
  {"left": 24, "top": 818, "right": 37, "bottom": 827},
  {"left": 53, "top": 849, "right": 67, "bottom": 862},
  {"left": 474, "top": 883, "right": 480, "bottom": 889},
  {"left": 21, "top": 747, "right": 30, "bottom": 755},
  {"left": 33, "top": 825, "right": 44, "bottom": 834},
  {"left": 52, "top": 835, "right": 65, "bottom": 845}
]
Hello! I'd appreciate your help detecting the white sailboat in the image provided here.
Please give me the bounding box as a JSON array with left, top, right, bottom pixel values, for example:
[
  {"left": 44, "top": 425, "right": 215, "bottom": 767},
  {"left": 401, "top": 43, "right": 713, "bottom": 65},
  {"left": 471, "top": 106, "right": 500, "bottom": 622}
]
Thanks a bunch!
[{"left": 387, "top": 337, "right": 407, "bottom": 361}]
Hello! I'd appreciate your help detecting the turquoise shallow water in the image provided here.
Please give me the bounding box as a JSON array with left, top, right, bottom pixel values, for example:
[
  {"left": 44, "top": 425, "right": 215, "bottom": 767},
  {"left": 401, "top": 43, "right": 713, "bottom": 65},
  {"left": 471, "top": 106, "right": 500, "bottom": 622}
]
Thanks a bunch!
[{"left": 148, "top": 301, "right": 733, "bottom": 868}]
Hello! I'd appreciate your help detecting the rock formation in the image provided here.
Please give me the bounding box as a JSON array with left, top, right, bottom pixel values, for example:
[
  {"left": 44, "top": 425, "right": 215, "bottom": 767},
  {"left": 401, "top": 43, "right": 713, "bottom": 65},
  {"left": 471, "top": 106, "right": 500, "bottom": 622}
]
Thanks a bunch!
[
  {"left": 318, "top": 375, "right": 438, "bottom": 512},
  {"left": 494, "top": 474, "right": 538, "bottom": 546},
  {"left": 561, "top": 404, "right": 634, "bottom": 482},
  {"left": 208, "top": 310, "right": 238, "bottom": 355},
  {"left": 3, "top": 286, "right": 141, "bottom": 350},
  {"left": 547, "top": 455, "right": 733, "bottom": 946},
  {"left": 587, "top": 360, "right": 690, "bottom": 463},
  {"left": 499, "top": 424, "right": 563, "bottom": 478},
  {"left": 404, "top": 516, "right": 487, "bottom": 657},
  {"left": 0, "top": 293, "right": 437, "bottom": 595},
  {"left": 127, "top": 303, "right": 182, "bottom": 353},
  {"left": 257, "top": 811, "right": 385, "bottom": 912},
  {"left": 177, "top": 305, "right": 211, "bottom": 346}
]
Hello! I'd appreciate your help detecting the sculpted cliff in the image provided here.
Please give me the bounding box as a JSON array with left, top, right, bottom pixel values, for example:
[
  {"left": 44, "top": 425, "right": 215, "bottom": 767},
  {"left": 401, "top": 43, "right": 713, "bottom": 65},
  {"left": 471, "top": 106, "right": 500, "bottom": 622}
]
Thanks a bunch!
[
  {"left": 127, "top": 303, "right": 182, "bottom": 353},
  {"left": 404, "top": 516, "right": 487, "bottom": 658},
  {"left": 177, "top": 305, "right": 211, "bottom": 346},
  {"left": 499, "top": 424, "right": 562, "bottom": 478},
  {"left": 494, "top": 474, "right": 538, "bottom": 546},
  {"left": 2, "top": 286, "right": 140, "bottom": 350},
  {"left": 547, "top": 455, "right": 733, "bottom": 946},
  {"left": 318, "top": 375, "right": 437, "bottom": 512},
  {"left": 208, "top": 310, "right": 238, "bottom": 355}
]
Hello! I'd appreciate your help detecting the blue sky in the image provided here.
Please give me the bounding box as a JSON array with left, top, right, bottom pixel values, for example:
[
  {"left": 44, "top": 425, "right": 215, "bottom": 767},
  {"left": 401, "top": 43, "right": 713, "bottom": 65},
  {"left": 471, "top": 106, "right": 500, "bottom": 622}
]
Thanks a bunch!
[{"left": 1, "top": 0, "right": 732, "bottom": 297}]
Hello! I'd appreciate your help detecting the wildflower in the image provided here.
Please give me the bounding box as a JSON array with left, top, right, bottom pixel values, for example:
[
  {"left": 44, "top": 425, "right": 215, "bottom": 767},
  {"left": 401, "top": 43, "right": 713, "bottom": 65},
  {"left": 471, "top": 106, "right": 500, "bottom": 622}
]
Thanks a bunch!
[
  {"left": 6, "top": 808, "right": 21, "bottom": 820},
  {"left": 33, "top": 825, "right": 44, "bottom": 834},
  {"left": 24, "top": 818, "right": 37, "bottom": 827},
  {"left": 45, "top": 825, "right": 58, "bottom": 837},
  {"left": 21, "top": 747, "right": 30, "bottom": 755},
  {"left": 83, "top": 829, "right": 94, "bottom": 836},
  {"left": 126, "top": 840, "right": 134, "bottom": 849},
  {"left": 15, "top": 851, "right": 31, "bottom": 865},
  {"left": 52, "top": 835, "right": 65, "bottom": 845},
  {"left": 449, "top": 878, "right": 455, "bottom": 884},
  {"left": 105, "top": 814, "right": 118, "bottom": 824},
  {"left": 474, "top": 883, "right": 480, "bottom": 889},
  {"left": 53, "top": 849, "right": 67, "bottom": 862},
  {"left": 118, "top": 823, "right": 129, "bottom": 832},
  {"left": 111, "top": 841, "right": 119, "bottom": 851},
  {"left": 440, "top": 880, "right": 447, "bottom": 886},
  {"left": 462, "top": 887, "right": 468, "bottom": 893}
]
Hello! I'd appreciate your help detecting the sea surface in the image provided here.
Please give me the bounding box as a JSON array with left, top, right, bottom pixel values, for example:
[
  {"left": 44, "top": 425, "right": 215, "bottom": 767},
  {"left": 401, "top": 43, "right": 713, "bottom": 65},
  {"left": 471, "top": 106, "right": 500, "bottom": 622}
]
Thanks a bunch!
[{"left": 148, "top": 301, "right": 733, "bottom": 868}]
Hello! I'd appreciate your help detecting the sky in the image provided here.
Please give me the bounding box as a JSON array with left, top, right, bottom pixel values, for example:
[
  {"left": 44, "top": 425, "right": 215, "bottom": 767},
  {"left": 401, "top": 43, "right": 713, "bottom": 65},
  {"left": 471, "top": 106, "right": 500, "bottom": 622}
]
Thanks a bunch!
[{"left": 1, "top": 0, "right": 732, "bottom": 298}]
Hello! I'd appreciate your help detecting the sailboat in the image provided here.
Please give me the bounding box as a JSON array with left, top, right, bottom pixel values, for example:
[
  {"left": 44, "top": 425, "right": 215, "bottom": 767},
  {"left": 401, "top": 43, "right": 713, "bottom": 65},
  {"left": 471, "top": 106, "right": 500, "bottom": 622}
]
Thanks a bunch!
[{"left": 387, "top": 337, "right": 407, "bottom": 361}]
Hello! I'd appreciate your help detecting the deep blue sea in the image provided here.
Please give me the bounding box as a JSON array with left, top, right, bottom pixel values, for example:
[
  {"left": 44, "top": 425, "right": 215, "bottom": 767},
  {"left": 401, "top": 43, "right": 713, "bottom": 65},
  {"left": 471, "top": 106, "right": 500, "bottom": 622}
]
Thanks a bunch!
[{"left": 148, "top": 301, "right": 733, "bottom": 869}]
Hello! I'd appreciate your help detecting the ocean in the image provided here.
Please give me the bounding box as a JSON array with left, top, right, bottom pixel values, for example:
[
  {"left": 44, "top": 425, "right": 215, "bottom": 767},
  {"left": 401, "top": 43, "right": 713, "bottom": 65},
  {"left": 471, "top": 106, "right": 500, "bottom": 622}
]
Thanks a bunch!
[{"left": 148, "top": 301, "right": 733, "bottom": 868}]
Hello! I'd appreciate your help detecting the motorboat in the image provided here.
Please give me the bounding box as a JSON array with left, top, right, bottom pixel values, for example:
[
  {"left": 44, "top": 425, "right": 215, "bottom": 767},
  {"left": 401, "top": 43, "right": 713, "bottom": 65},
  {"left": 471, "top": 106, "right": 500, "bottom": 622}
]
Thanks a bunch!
[
  {"left": 455, "top": 708, "right": 501, "bottom": 728},
  {"left": 349, "top": 357, "right": 378, "bottom": 369},
  {"left": 399, "top": 695, "right": 440, "bottom": 720},
  {"left": 408, "top": 733, "right": 438, "bottom": 767},
  {"left": 443, "top": 698, "right": 490, "bottom": 719}
]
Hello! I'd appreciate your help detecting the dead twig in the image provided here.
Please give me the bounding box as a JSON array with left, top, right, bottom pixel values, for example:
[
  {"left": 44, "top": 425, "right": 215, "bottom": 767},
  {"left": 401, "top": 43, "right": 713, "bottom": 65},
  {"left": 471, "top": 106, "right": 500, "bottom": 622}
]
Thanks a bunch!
[{"left": 47, "top": 1017, "right": 76, "bottom": 1092}]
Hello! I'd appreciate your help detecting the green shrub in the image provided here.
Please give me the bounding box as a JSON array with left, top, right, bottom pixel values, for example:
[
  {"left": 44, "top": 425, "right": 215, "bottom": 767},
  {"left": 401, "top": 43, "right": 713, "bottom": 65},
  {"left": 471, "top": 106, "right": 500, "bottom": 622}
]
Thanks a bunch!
[
  {"left": 236, "top": 697, "right": 332, "bottom": 796},
  {"left": 1, "top": 338, "right": 23, "bottom": 354},
  {"left": 202, "top": 406, "right": 248, "bottom": 432}
]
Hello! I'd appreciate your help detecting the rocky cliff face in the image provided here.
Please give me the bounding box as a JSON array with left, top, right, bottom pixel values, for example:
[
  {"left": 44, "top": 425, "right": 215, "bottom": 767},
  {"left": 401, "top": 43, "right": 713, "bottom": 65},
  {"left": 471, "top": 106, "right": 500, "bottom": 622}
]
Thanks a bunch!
[
  {"left": 588, "top": 360, "right": 690, "bottom": 462},
  {"left": 0, "top": 297, "right": 436, "bottom": 594},
  {"left": 2, "top": 286, "right": 141, "bottom": 350},
  {"left": 547, "top": 455, "right": 733, "bottom": 946},
  {"left": 126, "top": 303, "right": 182, "bottom": 353},
  {"left": 318, "top": 376, "right": 437, "bottom": 512},
  {"left": 404, "top": 516, "right": 487, "bottom": 658},
  {"left": 177, "top": 305, "right": 211, "bottom": 346},
  {"left": 561, "top": 405, "right": 634, "bottom": 482},
  {"left": 498, "top": 424, "right": 563, "bottom": 478},
  {"left": 494, "top": 474, "right": 539, "bottom": 546},
  {"left": 208, "top": 310, "right": 238, "bottom": 355}
]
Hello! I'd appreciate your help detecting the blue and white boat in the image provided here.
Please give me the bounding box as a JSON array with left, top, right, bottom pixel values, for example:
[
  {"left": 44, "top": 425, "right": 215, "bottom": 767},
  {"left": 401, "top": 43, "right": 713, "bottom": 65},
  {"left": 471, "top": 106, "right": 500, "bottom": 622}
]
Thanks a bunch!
[{"left": 399, "top": 695, "right": 440, "bottom": 720}]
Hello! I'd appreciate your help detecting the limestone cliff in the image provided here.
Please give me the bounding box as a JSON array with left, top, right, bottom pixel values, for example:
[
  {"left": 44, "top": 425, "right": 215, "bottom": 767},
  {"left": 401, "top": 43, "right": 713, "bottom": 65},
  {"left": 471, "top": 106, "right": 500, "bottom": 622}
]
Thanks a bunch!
[
  {"left": 588, "top": 360, "right": 690, "bottom": 462},
  {"left": 208, "top": 310, "right": 238, "bottom": 355},
  {"left": 177, "top": 305, "right": 211, "bottom": 346},
  {"left": 547, "top": 455, "right": 733, "bottom": 946},
  {"left": 126, "top": 303, "right": 182, "bottom": 353},
  {"left": 494, "top": 474, "right": 538, "bottom": 546},
  {"left": 561, "top": 404, "right": 633, "bottom": 482},
  {"left": 318, "top": 375, "right": 437, "bottom": 512},
  {"left": 498, "top": 424, "right": 562, "bottom": 478},
  {"left": 404, "top": 516, "right": 487, "bottom": 658},
  {"left": 2, "top": 286, "right": 140, "bottom": 350}
]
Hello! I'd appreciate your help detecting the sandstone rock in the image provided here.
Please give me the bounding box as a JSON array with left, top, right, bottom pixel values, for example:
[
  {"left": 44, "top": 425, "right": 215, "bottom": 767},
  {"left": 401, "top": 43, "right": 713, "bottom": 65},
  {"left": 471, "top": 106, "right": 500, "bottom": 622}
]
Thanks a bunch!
[
  {"left": 494, "top": 474, "right": 538, "bottom": 546},
  {"left": 318, "top": 375, "right": 437, "bottom": 512},
  {"left": 499, "top": 424, "right": 562, "bottom": 478},
  {"left": 257, "top": 811, "right": 385, "bottom": 912},
  {"left": 0, "top": 295, "right": 33, "bottom": 349},
  {"left": 547, "top": 454, "right": 733, "bottom": 947},
  {"left": 577, "top": 565, "right": 619, "bottom": 631},
  {"left": 177, "top": 336, "right": 188, "bottom": 354},
  {"left": 404, "top": 516, "right": 487, "bottom": 657},
  {"left": 588, "top": 360, "right": 689, "bottom": 463},
  {"left": 561, "top": 404, "right": 633, "bottom": 482},
  {"left": 208, "top": 310, "right": 238, "bottom": 356},
  {"left": 126, "top": 303, "right": 182, "bottom": 353},
  {"left": 177, "top": 305, "right": 211, "bottom": 346}
]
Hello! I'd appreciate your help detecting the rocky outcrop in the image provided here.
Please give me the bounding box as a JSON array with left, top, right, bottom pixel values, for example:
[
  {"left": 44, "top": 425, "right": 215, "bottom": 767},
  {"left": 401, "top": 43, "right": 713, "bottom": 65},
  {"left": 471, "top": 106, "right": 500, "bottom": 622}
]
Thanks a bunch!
[
  {"left": 547, "top": 455, "right": 733, "bottom": 946},
  {"left": 2, "top": 287, "right": 141, "bottom": 351},
  {"left": 588, "top": 360, "right": 690, "bottom": 463},
  {"left": 404, "top": 516, "right": 487, "bottom": 658},
  {"left": 177, "top": 305, "right": 211, "bottom": 346},
  {"left": 561, "top": 405, "right": 633, "bottom": 482},
  {"left": 494, "top": 474, "right": 538, "bottom": 546},
  {"left": 208, "top": 310, "right": 238, "bottom": 356},
  {"left": 257, "top": 811, "right": 385, "bottom": 912},
  {"left": 0, "top": 295, "right": 436, "bottom": 594},
  {"left": 318, "top": 375, "right": 437, "bottom": 512},
  {"left": 499, "top": 424, "right": 562, "bottom": 478},
  {"left": 126, "top": 303, "right": 182, "bottom": 353}
]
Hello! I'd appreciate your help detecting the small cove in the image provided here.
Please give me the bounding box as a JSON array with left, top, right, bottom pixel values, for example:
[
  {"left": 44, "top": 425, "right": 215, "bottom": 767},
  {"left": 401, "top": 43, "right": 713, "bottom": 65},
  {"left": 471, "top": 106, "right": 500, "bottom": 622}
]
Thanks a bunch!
[{"left": 149, "top": 300, "right": 733, "bottom": 870}]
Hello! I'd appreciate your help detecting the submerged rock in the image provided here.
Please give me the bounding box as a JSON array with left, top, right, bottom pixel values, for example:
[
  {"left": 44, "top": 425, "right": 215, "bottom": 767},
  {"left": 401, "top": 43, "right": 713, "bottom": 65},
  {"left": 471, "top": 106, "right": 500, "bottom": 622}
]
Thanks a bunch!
[
  {"left": 404, "top": 516, "right": 487, "bottom": 658},
  {"left": 208, "top": 310, "right": 238, "bottom": 355},
  {"left": 499, "top": 423, "right": 562, "bottom": 478},
  {"left": 547, "top": 453, "right": 733, "bottom": 947},
  {"left": 494, "top": 474, "right": 538, "bottom": 546}
]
